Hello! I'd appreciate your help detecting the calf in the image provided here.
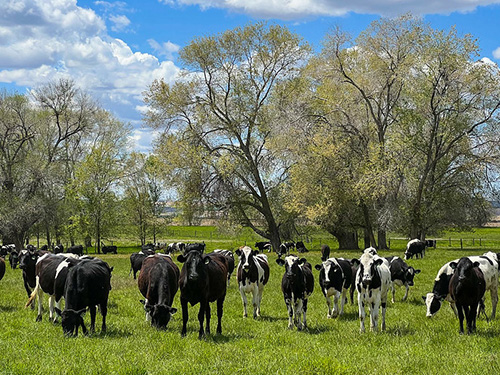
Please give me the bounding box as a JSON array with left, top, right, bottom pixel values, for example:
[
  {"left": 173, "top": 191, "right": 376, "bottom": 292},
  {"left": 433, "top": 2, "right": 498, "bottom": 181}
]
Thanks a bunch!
[
  {"left": 9, "top": 250, "right": 19, "bottom": 269},
  {"left": 177, "top": 250, "right": 228, "bottom": 338},
  {"left": 423, "top": 252, "right": 498, "bottom": 319},
  {"left": 0, "top": 258, "right": 5, "bottom": 281},
  {"left": 102, "top": 245, "right": 117, "bottom": 254},
  {"left": 138, "top": 254, "right": 180, "bottom": 329},
  {"left": 385, "top": 256, "right": 421, "bottom": 302},
  {"left": 356, "top": 251, "right": 391, "bottom": 332},
  {"left": 25, "top": 253, "right": 81, "bottom": 322},
  {"left": 315, "top": 258, "right": 354, "bottom": 318},
  {"left": 129, "top": 250, "right": 154, "bottom": 279},
  {"left": 449, "top": 257, "right": 486, "bottom": 334},
  {"left": 67, "top": 245, "right": 84, "bottom": 256},
  {"left": 296, "top": 241, "right": 308, "bottom": 253},
  {"left": 213, "top": 250, "right": 235, "bottom": 285},
  {"left": 404, "top": 239, "right": 427, "bottom": 260},
  {"left": 320, "top": 244, "right": 331, "bottom": 262},
  {"left": 254, "top": 241, "right": 272, "bottom": 253},
  {"left": 55, "top": 258, "right": 113, "bottom": 336},
  {"left": 235, "top": 246, "right": 270, "bottom": 318},
  {"left": 276, "top": 255, "right": 314, "bottom": 330}
]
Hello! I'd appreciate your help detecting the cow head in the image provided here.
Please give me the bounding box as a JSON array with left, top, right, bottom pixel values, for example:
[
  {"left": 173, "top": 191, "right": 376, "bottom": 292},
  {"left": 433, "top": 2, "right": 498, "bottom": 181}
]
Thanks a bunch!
[
  {"left": 404, "top": 267, "right": 421, "bottom": 286},
  {"left": 450, "top": 257, "right": 480, "bottom": 284},
  {"left": 422, "top": 293, "right": 444, "bottom": 318},
  {"left": 320, "top": 245, "right": 331, "bottom": 262},
  {"left": 359, "top": 253, "right": 383, "bottom": 287},
  {"left": 235, "top": 246, "right": 259, "bottom": 272},
  {"left": 55, "top": 307, "right": 87, "bottom": 336},
  {"left": 18, "top": 250, "right": 37, "bottom": 270},
  {"left": 277, "top": 255, "right": 306, "bottom": 280},
  {"left": 178, "top": 251, "right": 210, "bottom": 282},
  {"left": 141, "top": 301, "right": 177, "bottom": 330},
  {"left": 315, "top": 259, "right": 344, "bottom": 287}
]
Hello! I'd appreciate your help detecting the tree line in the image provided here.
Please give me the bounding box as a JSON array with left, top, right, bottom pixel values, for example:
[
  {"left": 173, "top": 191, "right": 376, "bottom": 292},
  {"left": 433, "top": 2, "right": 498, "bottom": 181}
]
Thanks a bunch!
[{"left": 2, "top": 15, "right": 500, "bottom": 252}]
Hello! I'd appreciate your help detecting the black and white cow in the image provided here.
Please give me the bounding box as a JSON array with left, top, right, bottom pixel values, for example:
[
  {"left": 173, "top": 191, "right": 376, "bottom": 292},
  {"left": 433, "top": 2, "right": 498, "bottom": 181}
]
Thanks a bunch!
[
  {"left": 54, "top": 244, "right": 64, "bottom": 254},
  {"left": 25, "top": 253, "right": 81, "bottom": 322},
  {"left": 356, "top": 251, "right": 391, "bottom": 332},
  {"left": 138, "top": 254, "right": 180, "bottom": 329},
  {"left": 235, "top": 246, "right": 270, "bottom": 318},
  {"left": 177, "top": 250, "right": 228, "bottom": 338},
  {"left": 213, "top": 250, "right": 235, "bottom": 285},
  {"left": 404, "top": 239, "right": 427, "bottom": 260},
  {"left": 0, "top": 258, "right": 5, "bottom": 281},
  {"left": 276, "top": 255, "right": 314, "bottom": 330},
  {"left": 423, "top": 252, "right": 499, "bottom": 320},
  {"left": 315, "top": 257, "right": 354, "bottom": 318},
  {"left": 55, "top": 258, "right": 113, "bottom": 336},
  {"left": 278, "top": 242, "right": 295, "bottom": 258},
  {"left": 166, "top": 242, "right": 186, "bottom": 255},
  {"left": 1, "top": 244, "right": 16, "bottom": 256},
  {"left": 320, "top": 244, "right": 331, "bottom": 262},
  {"left": 101, "top": 245, "right": 117, "bottom": 254},
  {"left": 67, "top": 245, "right": 84, "bottom": 256},
  {"left": 254, "top": 241, "right": 272, "bottom": 253},
  {"left": 9, "top": 250, "right": 19, "bottom": 269},
  {"left": 449, "top": 257, "right": 486, "bottom": 334},
  {"left": 385, "top": 256, "right": 421, "bottom": 302}
]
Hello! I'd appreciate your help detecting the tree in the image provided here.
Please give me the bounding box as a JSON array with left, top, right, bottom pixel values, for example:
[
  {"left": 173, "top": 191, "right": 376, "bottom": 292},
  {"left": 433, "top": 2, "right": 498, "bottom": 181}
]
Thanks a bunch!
[{"left": 144, "top": 22, "right": 311, "bottom": 250}]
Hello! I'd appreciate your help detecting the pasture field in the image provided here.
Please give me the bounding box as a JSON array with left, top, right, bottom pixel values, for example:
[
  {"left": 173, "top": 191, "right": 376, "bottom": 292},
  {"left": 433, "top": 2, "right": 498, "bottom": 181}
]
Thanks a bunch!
[{"left": 2, "top": 236, "right": 500, "bottom": 374}]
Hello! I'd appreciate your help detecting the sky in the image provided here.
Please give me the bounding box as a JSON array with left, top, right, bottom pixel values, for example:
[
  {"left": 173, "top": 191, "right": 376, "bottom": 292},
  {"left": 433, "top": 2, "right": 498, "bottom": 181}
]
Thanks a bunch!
[{"left": 2, "top": 0, "right": 500, "bottom": 152}]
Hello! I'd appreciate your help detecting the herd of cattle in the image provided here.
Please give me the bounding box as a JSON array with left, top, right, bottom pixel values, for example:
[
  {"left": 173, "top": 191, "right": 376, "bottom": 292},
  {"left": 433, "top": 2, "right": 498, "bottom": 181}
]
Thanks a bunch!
[{"left": 0, "top": 238, "right": 498, "bottom": 337}]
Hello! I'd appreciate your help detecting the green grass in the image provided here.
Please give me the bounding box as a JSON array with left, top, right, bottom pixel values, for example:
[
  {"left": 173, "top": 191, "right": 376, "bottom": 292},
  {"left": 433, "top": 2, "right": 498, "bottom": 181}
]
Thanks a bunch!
[{"left": 3, "top": 230, "right": 500, "bottom": 374}]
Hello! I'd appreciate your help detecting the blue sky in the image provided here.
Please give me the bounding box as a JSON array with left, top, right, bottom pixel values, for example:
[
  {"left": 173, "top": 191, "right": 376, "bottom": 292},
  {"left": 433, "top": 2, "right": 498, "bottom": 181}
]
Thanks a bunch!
[{"left": 2, "top": 0, "right": 500, "bottom": 151}]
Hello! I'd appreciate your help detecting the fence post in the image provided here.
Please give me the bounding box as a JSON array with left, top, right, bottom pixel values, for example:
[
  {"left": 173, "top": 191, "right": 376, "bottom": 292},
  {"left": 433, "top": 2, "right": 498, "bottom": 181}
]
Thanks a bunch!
[
  {"left": 473, "top": 238, "right": 475, "bottom": 246},
  {"left": 480, "top": 238, "right": 482, "bottom": 246},
  {"left": 388, "top": 239, "right": 391, "bottom": 249},
  {"left": 460, "top": 239, "right": 463, "bottom": 249},
  {"left": 449, "top": 237, "right": 451, "bottom": 247}
]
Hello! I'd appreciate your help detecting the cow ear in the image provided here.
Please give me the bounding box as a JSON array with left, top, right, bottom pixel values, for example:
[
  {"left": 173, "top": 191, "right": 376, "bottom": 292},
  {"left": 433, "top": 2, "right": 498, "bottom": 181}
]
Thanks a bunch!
[
  {"left": 450, "top": 262, "right": 458, "bottom": 270},
  {"left": 204, "top": 257, "right": 210, "bottom": 265},
  {"left": 415, "top": 269, "right": 421, "bottom": 274},
  {"left": 473, "top": 261, "right": 480, "bottom": 268},
  {"left": 299, "top": 258, "right": 307, "bottom": 265},
  {"left": 253, "top": 250, "right": 260, "bottom": 256},
  {"left": 351, "top": 259, "right": 360, "bottom": 266},
  {"left": 235, "top": 249, "right": 242, "bottom": 257},
  {"left": 314, "top": 264, "right": 322, "bottom": 270},
  {"left": 109, "top": 266, "right": 114, "bottom": 273},
  {"left": 55, "top": 307, "right": 62, "bottom": 317},
  {"left": 77, "top": 308, "right": 86, "bottom": 317},
  {"left": 276, "top": 258, "right": 285, "bottom": 266},
  {"left": 374, "top": 258, "right": 384, "bottom": 266},
  {"left": 177, "top": 255, "right": 187, "bottom": 263}
]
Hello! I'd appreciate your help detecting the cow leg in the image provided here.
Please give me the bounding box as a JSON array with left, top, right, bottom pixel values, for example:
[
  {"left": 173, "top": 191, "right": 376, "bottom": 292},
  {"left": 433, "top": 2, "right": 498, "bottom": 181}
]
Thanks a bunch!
[
  {"left": 339, "top": 289, "right": 347, "bottom": 316},
  {"left": 350, "top": 284, "right": 355, "bottom": 305},
  {"left": 391, "top": 283, "right": 396, "bottom": 303},
  {"left": 198, "top": 301, "right": 206, "bottom": 339},
  {"left": 294, "top": 298, "right": 303, "bottom": 330},
  {"left": 358, "top": 293, "right": 366, "bottom": 333},
  {"left": 79, "top": 315, "right": 87, "bottom": 336},
  {"left": 490, "top": 286, "right": 498, "bottom": 320},
  {"left": 302, "top": 298, "right": 308, "bottom": 329},
  {"left": 468, "top": 303, "right": 478, "bottom": 334},
  {"left": 450, "top": 301, "right": 458, "bottom": 317},
  {"left": 239, "top": 286, "right": 248, "bottom": 318},
  {"left": 402, "top": 284, "right": 409, "bottom": 302},
  {"left": 332, "top": 292, "right": 340, "bottom": 318},
  {"left": 205, "top": 302, "right": 211, "bottom": 335},
  {"left": 381, "top": 301, "right": 387, "bottom": 331},
  {"left": 456, "top": 303, "right": 465, "bottom": 334},
  {"left": 48, "top": 295, "right": 55, "bottom": 322},
  {"left": 216, "top": 296, "right": 224, "bottom": 335},
  {"left": 256, "top": 285, "right": 264, "bottom": 318},
  {"left": 36, "top": 289, "right": 43, "bottom": 322},
  {"left": 370, "top": 302, "right": 379, "bottom": 332},
  {"left": 252, "top": 285, "right": 259, "bottom": 319},
  {"left": 325, "top": 294, "right": 333, "bottom": 318},
  {"left": 24, "top": 280, "right": 33, "bottom": 301},
  {"left": 100, "top": 302, "right": 108, "bottom": 333},
  {"left": 181, "top": 298, "right": 188, "bottom": 337},
  {"left": 89, "top": 305, "right": 97, "bottom": 333},
  {"left": 285, "top": 297, "right": 293, "bottom": 329}
]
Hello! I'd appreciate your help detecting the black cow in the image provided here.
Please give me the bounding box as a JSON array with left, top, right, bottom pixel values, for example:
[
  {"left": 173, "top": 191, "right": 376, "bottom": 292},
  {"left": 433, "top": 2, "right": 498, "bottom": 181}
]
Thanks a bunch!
[
  {"left": 426, "top": 239, "right": 436, "bottom": 248},
  {"left": 138, "top": 254, "right": 180, "bottom": 329},
  {"left": 9, "top": 250, "right": 19, "bottom": 269},
  {"left": 19, "top": 250, "right": 42, "bottom": 299},
  {"left": 177, "top": 250, "right": 228, "bottom": 338},
  {"left": 296, "top": 241, "right": 308, "bottom": 253},
  {"left": 25, "top": 253, "right": 81, "bottom": 322},
  {"left": 235, "top": 246, "right": 270, "bottom": 318},
  {"left": 315, "top": 258, "right": 354, "bottom": 318},
  {"left": 449, "top": 257, "right": 486, "bottom": 334},
  {"left": 276, "top": 255, "right": 314, "bottom": 330},
  {"left": 54, "top": 244, "right": 64, "bottom": 254},
  {"left": 404, "top": 239, "right": 427, "bottom": 260},
  {"left": 102, "top": 245, "right": 117, "bottom": 254},
  {"left": 0, "top": 258, "right": 5, "bottom": 281},
  {"left": 320, "top": 244, "right": 331, "bottom": 262},
  {"left": 213, "top": 250, "right": 235, "bottom": 285},
  {"left": 254, "top": 241, "right": 272, "bottom": 253},
  {"left": 385, "top": 256, "right": 421, "bottom": 302},
  {"left": 67, "top": 245, "right": 84, "bottom": 256},
  {"left": 129, "top": 250, "right": 154, "bottom": 279},
  {"left": 183, "top": 242, "right": 206, "bottom": 255},
  {"left": 55, "top": 258, "right": 113, "bottom": 336}
]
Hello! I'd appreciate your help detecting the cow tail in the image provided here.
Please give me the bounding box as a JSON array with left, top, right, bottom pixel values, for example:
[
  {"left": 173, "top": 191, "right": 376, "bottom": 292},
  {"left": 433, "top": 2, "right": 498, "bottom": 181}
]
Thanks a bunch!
[{"left": 25, "top": 276, "right": 40, "bottom": 308}]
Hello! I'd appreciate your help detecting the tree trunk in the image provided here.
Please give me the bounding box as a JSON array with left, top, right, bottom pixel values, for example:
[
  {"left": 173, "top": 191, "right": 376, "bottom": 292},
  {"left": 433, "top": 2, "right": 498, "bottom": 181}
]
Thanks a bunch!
[
  {"left": 361, "top": 202, "right": 377, "bottom": 248},
  {"left": 328, "top": 228, "right": 359, "bottom": 250},
  {"left": 378, "top": 230, "right": 388, "bottom": 250},
  {"left": 363, "top": 228, "right": 371, "bottom": 250}
]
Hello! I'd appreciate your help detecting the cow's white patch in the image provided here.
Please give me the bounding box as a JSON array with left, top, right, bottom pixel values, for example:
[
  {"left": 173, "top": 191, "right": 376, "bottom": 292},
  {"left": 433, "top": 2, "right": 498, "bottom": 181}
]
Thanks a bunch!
[{"left": 55, "top": 260, "right": 69, "bottom": 280}]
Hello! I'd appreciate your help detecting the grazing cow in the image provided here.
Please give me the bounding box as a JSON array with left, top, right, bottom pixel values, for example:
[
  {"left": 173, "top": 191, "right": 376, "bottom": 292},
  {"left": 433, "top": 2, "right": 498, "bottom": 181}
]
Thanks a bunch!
[
  {"left": 166, "top": 242, "right": 186, "bottom": 255},
  {"left": 213, "top": 250, "right": 235, "bottom": 285},
  {"left": 0, "top": 258, "right": 5, "bottom": 281},
  {"left": 55, "top": 258, "right": 113, "bottom": 336},
  {"left": 183, "top": 242, "right": 206, "bottom": 255},
  {"left": 404, "top": 239, "right": 427, "bottom": 260},
  {"left": 9, "top": 250, "right": 19, "bottom": 269},
  {"left": 129, "top": 250, "right": 154, "bottom": 279},
  {"left": 385, "top": 256, "right": 421, "bottom": 302},
  {"left": 356, "top": 251, "right": 391, "bottom": 332},
  {"left": 177, "top": 250, "right": 228, "bottom": 338},
  {"left": 315, "top": 257, "right": 354, "bottom": 318},
  {"left": 320, "top": 244, "right": 331, "bottom": 262},
  {"left": 54, "top": 244, "right": 64, "bottom": 254},
  {"left": 276, "top": 255, "right": 314, "bottom": 330},
  {"left": 102, "top": 245, "right": 117, "bottom": 254},
  {"left": 138, "top": 254, "right": 180, "bottom": 329},
  {"left": 25, "top": 253, "right": 81, "bottom": 322},
  {"left": 254, "top": 241, "right": 272, "bottom": 253},
  {"left": 296, "top": 241, "right": 308, "bottom": 253},
  {"left": 235, "top": 246, "right": 270, "bottom": 318},
  {"left": 423, "top": 252, "right": 499, "bottom": 319},
  {"left": 67, "top": 245, "right": 84, "bottom": 256},
  {"left": 449, "top": 257, "right": 486, "bottom": 334}
]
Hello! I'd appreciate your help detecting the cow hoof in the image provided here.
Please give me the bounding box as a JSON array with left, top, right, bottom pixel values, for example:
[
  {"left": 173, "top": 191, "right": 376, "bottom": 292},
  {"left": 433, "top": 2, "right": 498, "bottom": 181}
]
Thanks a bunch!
[
  {"left": 243, "top": 313, "right": 247, "bottom": 318},
  {"left": 36, "top": 315, "right": 42, "bottom": 322}
]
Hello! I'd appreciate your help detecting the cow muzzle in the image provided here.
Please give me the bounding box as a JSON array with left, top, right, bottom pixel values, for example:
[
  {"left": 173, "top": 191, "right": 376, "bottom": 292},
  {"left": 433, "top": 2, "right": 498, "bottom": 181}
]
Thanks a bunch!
[{"left": 362, "top": 278, "right": 371, "bottom": 287}]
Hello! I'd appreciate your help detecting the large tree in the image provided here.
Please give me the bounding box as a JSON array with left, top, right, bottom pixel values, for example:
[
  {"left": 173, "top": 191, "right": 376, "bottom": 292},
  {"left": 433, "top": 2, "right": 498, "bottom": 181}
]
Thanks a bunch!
[{"left": 144, "top": 22, "right": 311, "bottom": 250}]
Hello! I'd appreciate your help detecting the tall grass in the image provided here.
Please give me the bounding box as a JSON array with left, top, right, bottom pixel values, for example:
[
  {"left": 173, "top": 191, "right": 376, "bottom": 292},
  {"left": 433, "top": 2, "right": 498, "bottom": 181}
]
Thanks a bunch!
[{"left": 2, "top": 232, "right": 500, "bottom": 374}]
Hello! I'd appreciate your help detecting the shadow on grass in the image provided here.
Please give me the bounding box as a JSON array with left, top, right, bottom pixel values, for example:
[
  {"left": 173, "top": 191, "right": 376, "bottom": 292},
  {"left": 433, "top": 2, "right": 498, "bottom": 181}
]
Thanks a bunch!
[
  {"left": 92, "top": 327, "right": 134, "bottom": 339},
  {"left": 302, "top": 324, "right": 335, "bottom": 335},
  {"left": 385, "top": 323, "right": 416, "bottom": 336},
  {"left": 258, "top": 314, "right": 287, "bottom": 323},
  {"left": 0, "top": 305, "right": 17, "bottom": 313}
]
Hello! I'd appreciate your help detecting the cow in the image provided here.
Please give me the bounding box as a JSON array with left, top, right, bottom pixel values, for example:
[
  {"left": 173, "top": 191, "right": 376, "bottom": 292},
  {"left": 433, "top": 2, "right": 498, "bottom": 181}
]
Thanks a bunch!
[
  {"left": 183, "top": 242, "right": 206, "bottom": 255},
  {"left": 102, "top": 245, "right": 117, "bottom": 254},
  {"left": 449, "top": 257, "right": 486, "bottom": 334},
  {"left": 296, "top": 241, "right": 308, "bottom": 253},
  {"left": 177, "top": 250, "right": 228, "bottom": 338},
  {"left": 235, "top": 246, "right": 270, "bottom": 318},
  {"left": 254, "top": 241, "right": 272, "bottom": 253},
  {"left": 423, "top": 252, "right": 499, "bottom": 320},
  {"left": 426, "top": 239, "right": 436, "bottom": 248},
  {"left": 404, "top": 239, "right": 427, "bottom": 260},
  {"left": 276, "top": 255, "right": 314, "bottom": 330},
  {"left": 213, "top": 250, "right": 235, "bottom": 285},
  {"left": 320, "top": 244, "right": 331, "bottom": 262},
  {"left": 1, "top": 244, "right": 16, "bottom": 255},
  {"left": 19, "top": 250, "right": 41, "bottom": 299},
  {"left": 130, "top": 250, "right": 154, "bottom": 279},
  {"left": 142, "top": 243, "right": 155, "bottom": 252},
  {"left": 315, "top": 257, "right": 354, "bottom": 318},
  {"left": 9, "top": 250, "right": 19, "bottom": 269},
  {"left": 278, "top": 242, "right": 295, "bottom": 258},
  {"left": 55, "top": 258, "right": 113, "bottom": 336},
  {"left": 138, "top": 254, "right": 180, "bottom": 330},
  {"left": 166, "top": 242, "right": 186, "bottom": 255},
  {"left": 54, "top": 244, "right": 64, "bottom": 254},
  {"left": 356, "top": 251, "right": 391, "bottom": 332},
  {"left": 385, "top": 256, "right": 421, "bottom": 302},
  {"left": 67, "top": 245, "right": 84, "bottom": 256},
  {"left": 0, "top": 258, "right": 5, "bottom": 281},
  {"left": 25, "top": 253, "right": 81, "bottom": 322}
]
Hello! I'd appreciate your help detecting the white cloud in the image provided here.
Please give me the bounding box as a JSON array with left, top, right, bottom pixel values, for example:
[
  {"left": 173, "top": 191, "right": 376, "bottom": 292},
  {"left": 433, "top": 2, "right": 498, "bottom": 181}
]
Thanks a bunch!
[
  {"left": 161, "top": 0, "right": 500, "bottom": 19},
  {"left": 148, "top": 39, "right": 180, "bottom": 60},
  {"left": 109, "top": 14, "right": 131, "bottom": 31},
  {"left": 493, "top": 47, "right": 500, "bottom": 59}
]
